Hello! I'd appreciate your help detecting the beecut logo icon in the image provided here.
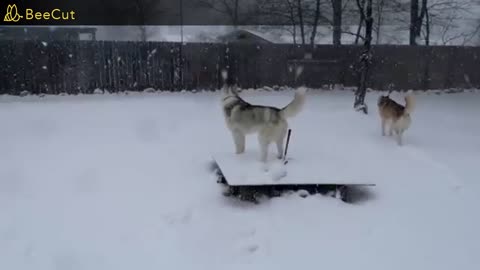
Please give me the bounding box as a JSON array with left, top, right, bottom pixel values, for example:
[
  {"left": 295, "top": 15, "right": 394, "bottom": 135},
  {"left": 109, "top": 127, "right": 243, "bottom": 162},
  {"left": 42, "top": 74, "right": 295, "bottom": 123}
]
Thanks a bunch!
[{"left": 4, "top": 4, "right": 23, "bottom": 22}]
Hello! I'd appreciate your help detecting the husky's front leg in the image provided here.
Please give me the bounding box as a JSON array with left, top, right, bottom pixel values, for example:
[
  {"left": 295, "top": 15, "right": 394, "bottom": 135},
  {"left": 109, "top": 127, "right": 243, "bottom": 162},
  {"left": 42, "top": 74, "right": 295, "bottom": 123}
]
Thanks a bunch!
[
  {"left": 258, "top": 135, "right": 269, "bottom": 163},
  {"left": 231, "top": 129, "right": 245, "bottom": 154}
]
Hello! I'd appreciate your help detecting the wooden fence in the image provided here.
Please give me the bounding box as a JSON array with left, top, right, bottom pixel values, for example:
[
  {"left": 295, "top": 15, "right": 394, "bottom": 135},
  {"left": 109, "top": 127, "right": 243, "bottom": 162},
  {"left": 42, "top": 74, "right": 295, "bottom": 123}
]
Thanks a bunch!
[{"left": 0, "top": 40, "right": 479, "bottom": 95}]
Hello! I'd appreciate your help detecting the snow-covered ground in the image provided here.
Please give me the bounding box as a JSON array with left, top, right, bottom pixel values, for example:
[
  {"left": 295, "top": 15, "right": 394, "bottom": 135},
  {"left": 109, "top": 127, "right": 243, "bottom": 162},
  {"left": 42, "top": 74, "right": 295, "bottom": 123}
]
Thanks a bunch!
[{"left": 0, "top": 89, "right": 479, "bottom": 270}]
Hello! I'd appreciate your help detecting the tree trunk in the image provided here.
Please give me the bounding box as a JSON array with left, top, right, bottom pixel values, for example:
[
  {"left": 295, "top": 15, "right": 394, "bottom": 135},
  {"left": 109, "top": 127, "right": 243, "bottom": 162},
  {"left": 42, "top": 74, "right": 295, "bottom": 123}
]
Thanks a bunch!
[
  {"left": 292, "top": 26, "right": 297, "bottom": 45},
  {"left": 410, "top": 0, "right": 429, "bottom": 45},
  {"left": 286, "top": 0, "right": 297, "bottom": 44},
  {"left": 354, "top": 21, "right": 363, "bottom": 45},
  {"left": 332, "top": 0, "right": 342, "bottom": 46},
  {"left": 422, "top": 0, "right": 429, "bottom": 45},
  {"left": 410, "top": 0, "right": 419, "bottom": 45},
  {"left": 375, "top": 0, "right": 385, "bottom": 44},
  {"left": 310, "top": 0, "right": 321, "bottom": 47},
  {"left": 297, "top": 0, "right": 306, "bottom": 45},
  {"left": 353, "top": 0, "right": 373, "bottom": 114},
  {"left": 233, "top": 0, "right": 239, "bottom": 27},
  {"left": 354, "top": 0, "right": 366, "bottom": 45}
]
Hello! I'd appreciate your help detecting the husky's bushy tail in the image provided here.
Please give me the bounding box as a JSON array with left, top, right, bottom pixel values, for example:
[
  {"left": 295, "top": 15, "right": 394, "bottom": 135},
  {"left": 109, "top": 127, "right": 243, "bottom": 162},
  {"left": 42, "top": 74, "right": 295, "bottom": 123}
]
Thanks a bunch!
[
  {"left": 281, "top": 87, "right": 307, "bottom": 118},
  {"left": 404, "top": 94, "right": 415, "bottom": 115},
  {"left": 221, "top": 69, "right": 228, "bottom": 83}
]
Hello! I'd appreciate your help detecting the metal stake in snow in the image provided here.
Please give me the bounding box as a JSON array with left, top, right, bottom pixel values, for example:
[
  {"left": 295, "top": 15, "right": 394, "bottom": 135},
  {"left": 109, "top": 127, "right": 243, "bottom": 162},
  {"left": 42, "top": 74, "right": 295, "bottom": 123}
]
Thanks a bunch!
[{"left": 283, "top": 129, "right": 292, "bottom": 165}]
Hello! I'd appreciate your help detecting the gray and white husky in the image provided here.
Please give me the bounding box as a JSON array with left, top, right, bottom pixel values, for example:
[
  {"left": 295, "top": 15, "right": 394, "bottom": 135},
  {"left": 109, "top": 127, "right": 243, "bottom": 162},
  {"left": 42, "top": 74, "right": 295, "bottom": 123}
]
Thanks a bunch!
[{"left": 221, "top": 71, "right": 307, "bottom": 163}]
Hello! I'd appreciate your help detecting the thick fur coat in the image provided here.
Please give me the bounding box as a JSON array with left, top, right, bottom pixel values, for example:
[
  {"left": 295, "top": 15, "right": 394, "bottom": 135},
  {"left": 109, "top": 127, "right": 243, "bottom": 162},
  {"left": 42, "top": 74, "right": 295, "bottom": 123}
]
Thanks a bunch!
[
  {"left": 377, "top": 93, "right": 415, "bottom": 145},
  {"left": 221, "top": 71, "right": 306, "bottom": 162}
]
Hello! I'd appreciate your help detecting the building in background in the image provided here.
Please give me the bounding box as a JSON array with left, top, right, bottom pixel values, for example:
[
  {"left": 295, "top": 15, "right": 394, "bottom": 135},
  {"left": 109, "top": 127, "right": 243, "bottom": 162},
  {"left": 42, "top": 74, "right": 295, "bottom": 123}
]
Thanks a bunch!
[{"left": 217, "top": 29, "right": 273, "bottom": 44}]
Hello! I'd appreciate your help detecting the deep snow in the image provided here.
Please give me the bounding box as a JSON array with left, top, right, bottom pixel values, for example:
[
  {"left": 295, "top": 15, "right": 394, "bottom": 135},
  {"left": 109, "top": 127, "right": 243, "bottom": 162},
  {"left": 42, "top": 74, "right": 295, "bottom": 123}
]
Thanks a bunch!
[{"left": 0, "top": 89, "right": 479, "bottom": 270}]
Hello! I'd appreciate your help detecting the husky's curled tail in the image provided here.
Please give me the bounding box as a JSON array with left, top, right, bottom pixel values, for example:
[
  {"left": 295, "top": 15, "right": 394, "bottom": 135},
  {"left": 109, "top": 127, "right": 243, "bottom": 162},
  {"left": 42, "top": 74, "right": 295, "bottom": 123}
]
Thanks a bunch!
[
  {"left": 281, "top": 87, "right": 307, "bottom": 118},
  {"left": 403, "top": 94, "right": 415, "bottom": 115},
  {"left": 220, "top": 69, "right": 307, "bottom": 162}
]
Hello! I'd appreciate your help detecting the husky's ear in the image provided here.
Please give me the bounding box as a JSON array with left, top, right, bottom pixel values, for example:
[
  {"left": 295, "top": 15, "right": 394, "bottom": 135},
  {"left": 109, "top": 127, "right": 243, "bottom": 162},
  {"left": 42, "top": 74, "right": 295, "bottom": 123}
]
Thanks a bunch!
[
  {"left": 228, "top": 86, "right": 236, "bottom": 96},
  {"left": 387, "top": 83, "right": 394, "bottom": 96},
  {"left": 222, "top": 86, "right": 230, "bottom": 96},
  {"left": 222, "top": 85, "right": 235, "bottom": 96},
  {"left": 378, "top": 94, "right": 388, "bottom": 102}
]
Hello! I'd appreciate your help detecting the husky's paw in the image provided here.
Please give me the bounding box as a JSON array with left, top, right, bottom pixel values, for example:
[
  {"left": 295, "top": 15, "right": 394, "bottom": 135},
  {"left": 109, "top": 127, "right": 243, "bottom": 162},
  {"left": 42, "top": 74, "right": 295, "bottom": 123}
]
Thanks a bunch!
[{"left": 276, "top": 154, "right": 283, "bottom": 160}]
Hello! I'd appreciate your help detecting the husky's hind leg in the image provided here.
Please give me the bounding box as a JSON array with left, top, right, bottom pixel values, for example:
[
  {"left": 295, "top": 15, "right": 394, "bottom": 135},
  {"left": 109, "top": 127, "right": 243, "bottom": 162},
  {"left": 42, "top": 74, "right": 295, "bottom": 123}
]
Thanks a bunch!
[
  {"left": 381, "top": 118, "right": 387, "bottom": 136},
  {"left": 275, "top": 127, "right": 288, "bottom": 159},
  {"left": 275, "top": 139, "right": 284, "bottom": 160},
  {"left": 231, "top": 129, "right": 245, "bottom": 154},
  {"left": 388, "top": 120, "right": 394, "bottom": 136},
  {"left": 395, "top": 130, "right": 404, "bottom": 146}
]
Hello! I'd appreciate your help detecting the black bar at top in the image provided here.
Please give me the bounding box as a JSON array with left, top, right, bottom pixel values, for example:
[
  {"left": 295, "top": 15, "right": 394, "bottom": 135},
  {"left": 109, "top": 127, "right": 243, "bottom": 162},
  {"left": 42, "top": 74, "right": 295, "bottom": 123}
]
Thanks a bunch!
[{"left": 0, "top": 0, "right": 308, "bottom": 26}]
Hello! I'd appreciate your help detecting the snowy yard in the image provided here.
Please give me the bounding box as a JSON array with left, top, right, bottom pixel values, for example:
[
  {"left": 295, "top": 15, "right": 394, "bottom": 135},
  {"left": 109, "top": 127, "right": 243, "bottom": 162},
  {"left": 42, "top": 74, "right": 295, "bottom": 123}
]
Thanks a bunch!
[{"left": 0, "top": 89, "right": 479, "bottom": 270}]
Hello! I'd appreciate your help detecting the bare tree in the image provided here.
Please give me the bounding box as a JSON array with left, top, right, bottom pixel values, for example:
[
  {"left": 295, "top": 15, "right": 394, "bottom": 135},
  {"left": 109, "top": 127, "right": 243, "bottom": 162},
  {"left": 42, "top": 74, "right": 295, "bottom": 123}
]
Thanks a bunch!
[
  {"left": 423, "top": 2, "right": 430, "bottom": 45},
  {"left": 353, "top": 0, "right": 373, "bottom": 114},
  {"left": 354, "top": 0, "right": 367, "bottom": 44},
  {"left": 286, "top": 0, "right": 298, "bottom": 44},
  {"left": 439, "top": 22, "right": 480, "bottom": 45},
  {"left": 195, "top": 0, "right": 239, "bottom": 26},
  {"left": 310, "top": 0, "right": 322, "bottom": 46},
  {"left": 294, "top": 0, "right": 332, "bottom": 46},
  {"left": 97, "top": 0, "right": 166, "bottom": 41},
  {"left": 409, "top": 0, "right": 429, "bottom": 45},
  {"left": 346, "top": 0, "right": 407, "bottom": 45},
  {"left": 386, "top": 0, "right": 477, "bottom": 46},
  {"left": 430, "top": 0, "right": 478, "bottom": 45},
  {"left": 255, "top": 0, "right": 324, "bottom": 46},
  {"left": 297, "top": 0, "right": 307, "bottom": 44},
  {"left": 310, "top": 0, "right": 347, "bottom": 46},
  {"left": 331, "top": 0, "right": 343, "bottom": 45},
  {"left": 196, "top": 0, "right": 266, "bottom": 27},
  {"left": 374, "top": 0, "right": 385, "bottom": 44},
  {"left": 474, "top": 21, "right": 480, "bottom": 45},
  {"left": 253, "top": 0, "right": 348, "bottom": 46}
]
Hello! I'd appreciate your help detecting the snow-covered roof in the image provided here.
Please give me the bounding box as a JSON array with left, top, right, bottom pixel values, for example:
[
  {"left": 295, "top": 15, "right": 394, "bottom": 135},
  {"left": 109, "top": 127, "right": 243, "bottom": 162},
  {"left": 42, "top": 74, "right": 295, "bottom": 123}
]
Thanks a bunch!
[{"left": 217, "top": 29, "right": 274, "bottom": 44}]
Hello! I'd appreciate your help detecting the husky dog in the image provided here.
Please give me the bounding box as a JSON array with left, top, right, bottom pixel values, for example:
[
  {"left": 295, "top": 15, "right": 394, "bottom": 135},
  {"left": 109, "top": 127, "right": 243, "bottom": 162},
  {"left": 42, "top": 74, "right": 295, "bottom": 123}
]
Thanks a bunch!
[
  {"left": 377, "top": 92, "right": 415, "bottom": 146},
  {"left": 221, "top": 71, "right": 307, "bottom": 162}
]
